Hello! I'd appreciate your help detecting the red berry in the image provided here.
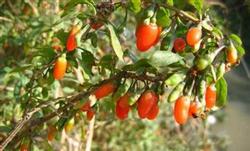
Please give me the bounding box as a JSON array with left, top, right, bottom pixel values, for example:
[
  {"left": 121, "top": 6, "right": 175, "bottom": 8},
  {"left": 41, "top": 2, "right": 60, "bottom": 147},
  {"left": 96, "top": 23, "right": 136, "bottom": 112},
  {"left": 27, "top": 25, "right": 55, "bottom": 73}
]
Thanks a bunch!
[
  {"left": 153, "top": 26, "right": 162, "bottom": 46},
  {"left": 174, "top": 38, "right": 186, "bottom": 52},
  {"left": 116, "top": 104, "right": 130, "bottom": 120},
  {"left": 174, "top": 96, "right": 190, "bottom": 124},
  {"left": 146, "top": 104, "right": 159, "bottom": 120},
  {"left": 137, "top": 90, "right": 158, "bottom": 119},
  {"left": 205, "top": 84, "right": 217, "bottom": 109},
  {"left": 188, "top": 101, "right": 200, "bottom": 117},
  {"left": 117, "top": 93, "right": 130, "bottom": 108},
  {"left": 93, "top": 82, "right": 116, "bottom": 100},
  {"left": 80, "top": 101, "right": 91, "bottom": 112},
  {"left": 136, "top": 23, "right": 159, "bottom": 52},
  {"left": 116, "top": 93, "right": 131, "bottom": 120},
  {"left": 66, "top": 34, "right": 77, "bottom": 52},
  {"left": 66, "top": 25, "right": 80, "bottom": 52},
  {"left": 87, "top": 109, "right": 95, "bottom": 121}
]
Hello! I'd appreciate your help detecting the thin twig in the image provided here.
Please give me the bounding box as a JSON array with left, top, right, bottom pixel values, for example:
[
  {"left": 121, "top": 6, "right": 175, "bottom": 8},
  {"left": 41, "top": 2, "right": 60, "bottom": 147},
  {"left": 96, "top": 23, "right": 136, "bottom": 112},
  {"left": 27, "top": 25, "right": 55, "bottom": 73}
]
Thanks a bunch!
[
  {"left": 0, "top": 70, "right": 168, "bottom": 150},
  {"left": 160, "top": 3, "right": 200, "bottom": 23},
  {"left": 0, "top": 16, "right": 12, "bottom": 22},
  {"left": 85, "top": 116, "right": 95, "bottom": 151}
]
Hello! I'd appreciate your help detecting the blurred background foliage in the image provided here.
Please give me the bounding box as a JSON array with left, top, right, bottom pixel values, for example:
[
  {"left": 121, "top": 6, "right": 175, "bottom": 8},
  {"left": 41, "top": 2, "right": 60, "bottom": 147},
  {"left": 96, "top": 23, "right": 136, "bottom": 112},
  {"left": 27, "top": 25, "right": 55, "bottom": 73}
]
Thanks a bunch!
[{"left": 0, "top": 0, "right": 249, "bottom": 151}]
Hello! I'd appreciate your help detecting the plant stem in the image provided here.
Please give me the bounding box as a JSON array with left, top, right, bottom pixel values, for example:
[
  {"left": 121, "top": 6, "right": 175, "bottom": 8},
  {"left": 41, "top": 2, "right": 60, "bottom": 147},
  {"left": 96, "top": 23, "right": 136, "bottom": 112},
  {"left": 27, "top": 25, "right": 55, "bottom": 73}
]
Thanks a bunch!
[
  {"left": 160, "top": 3, "right": 200, "bottom": 23},
  {"left": 0, "top": 70, "right": 168, "bottom": 150},
  {"left": 85, "top": 116, "right": 95, "bottom": 151}
]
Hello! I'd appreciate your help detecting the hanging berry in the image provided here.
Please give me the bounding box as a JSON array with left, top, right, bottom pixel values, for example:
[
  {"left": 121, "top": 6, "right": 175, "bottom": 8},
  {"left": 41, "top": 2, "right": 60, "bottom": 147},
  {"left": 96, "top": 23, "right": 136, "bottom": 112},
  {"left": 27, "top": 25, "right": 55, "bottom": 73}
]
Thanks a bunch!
[
  {"left": 146, "top": 104, "right": 159, "bottom": 120},
  {"left": 66, "top": 25, "right": 81, "bottom": 52},
  {"left": 53, "top": 54, "right": 67, "bottom": 80},
  {"left": 93, "top": 82, "right": 116, "bottom": 100},
  {"left": 205, "top": 84, "right": 217, "bottom": 109},
  {"left": 174, "top": 96, "right": 190, "bottom": 124},
  {"left": 173, "top": 38, "right": 186, "bottom": 53},
  {"left": 115, "top": 93, "right": 131, "bottom": 120},
  {"left": 136, "top": 23, "right": 160, "bottom": 52},
  {"left": 137, "top": 90, "right": 158, "bottom": 119},
  {"left": 186, "top": 27, "right": 202, "bottom": 47}
]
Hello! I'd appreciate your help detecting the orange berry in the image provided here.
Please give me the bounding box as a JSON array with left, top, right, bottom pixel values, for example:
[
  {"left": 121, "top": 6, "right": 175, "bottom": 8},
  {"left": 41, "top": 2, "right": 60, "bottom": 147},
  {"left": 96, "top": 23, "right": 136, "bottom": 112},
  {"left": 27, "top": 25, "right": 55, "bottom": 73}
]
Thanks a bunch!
[
  {"left": 186, "top": 27, "right": 202, "bottom": 47},
  {"left": 205, "top": 84, "right": 217, "bottom": 109},
  {"left": 174, "top": 96, "right": 190, "bottom": 124},
  {"left": 53, "top": 54, "right": 67, "bottom": 80},
  {"left": 93, "top": 82, "right": 116, "bottom": 100},
  {"left": 226, "top": 46, "right": 238, "bottom": 65}
]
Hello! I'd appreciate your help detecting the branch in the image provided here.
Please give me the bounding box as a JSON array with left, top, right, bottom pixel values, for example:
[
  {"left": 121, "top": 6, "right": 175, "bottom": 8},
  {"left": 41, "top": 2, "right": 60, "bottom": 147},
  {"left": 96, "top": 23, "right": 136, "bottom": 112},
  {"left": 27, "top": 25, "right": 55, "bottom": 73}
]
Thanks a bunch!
[
  {"left": 160, "top": 3, "right": 200, "bottom": 23},
  {"left": 0, "top": 70, "right": 167, "bottom": 150},
  {"left": 0, "top": 16, "right": 12, "bottom": 22},
  {"left": 85, "top": 116, "right": 95, "bottom": 151}
]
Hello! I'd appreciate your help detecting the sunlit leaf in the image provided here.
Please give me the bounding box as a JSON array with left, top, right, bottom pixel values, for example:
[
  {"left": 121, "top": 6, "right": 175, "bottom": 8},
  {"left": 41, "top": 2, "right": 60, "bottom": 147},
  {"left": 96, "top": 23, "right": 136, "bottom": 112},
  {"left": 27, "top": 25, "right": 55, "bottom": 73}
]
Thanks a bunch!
[
  {"left": 107, "top": 24, "right": 124, "bottom": 61},
  {"left": 216, "top": 77, "right": 228, "bottom": 107}
]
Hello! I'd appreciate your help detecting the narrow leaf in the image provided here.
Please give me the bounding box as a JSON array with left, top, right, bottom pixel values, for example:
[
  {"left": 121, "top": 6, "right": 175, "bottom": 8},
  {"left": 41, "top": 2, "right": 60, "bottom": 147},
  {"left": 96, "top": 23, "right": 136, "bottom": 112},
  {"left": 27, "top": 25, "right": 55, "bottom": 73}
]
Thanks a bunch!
[
  {"left": 107, "top": 24, "right": 124, "bottom": 61},
  {"left": 129, "top": 0, "right": 141, "bottom": 13},
  {"left": 189, "top": 0, "right": 203, "bottom": 15},
  {"left": 229, "top": 34, "right": 242, "bottom": 46},
  {"left": 216, "top": 77, "right": 228, "bottom": 107},
  {"left": 156, "top": 7, "right": 171, "bottom": 27}
]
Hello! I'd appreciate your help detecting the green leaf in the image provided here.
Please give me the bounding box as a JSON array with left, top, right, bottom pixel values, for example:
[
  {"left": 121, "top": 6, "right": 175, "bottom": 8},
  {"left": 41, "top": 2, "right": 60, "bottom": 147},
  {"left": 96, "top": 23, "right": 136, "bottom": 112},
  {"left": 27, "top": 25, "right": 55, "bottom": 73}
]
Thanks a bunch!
[
  {"left": 229, "top": 34, "right": 242, "bottom": 46},
  {"left": 167, "top": 82, "right": 185, "bottom": 103},
  {"left": 235, "top": 45, "right": 245, "bottom": 58},
  {"left": 212, "top": 27, "right": 223, "bottom": 39},
  {"left": 215, "top": 77, "right": 228, "bottom": 107},
  {"left": 81, "top": 50, "right": 95, "bottom": 78},
  {"left": 63, "top": 0, "right": 96, "bottom": 16},
  {"left": 100, "top": 54, "right": 117, "bottom": 70},
  {"left": 14, "top": 81, "right": 22, "bottom": 101},
  {"left": 156, "top": 7, "right": 171, "bottom": 27},
  {"left": 129, "top": 0, "right": 141, "bottom": 13},
  {"left": 166, "top": 0, "right": 174, "bottom": 5},
  {"left": 160, "top": 36, "right": 171, "bottom": 50},
  {"left": 112, "top": 81, "right": 130, "bottom": 102},
  {"left": 189, "top": 0, "right": 203, "bottom": 15},
  {"left": 165, "top": 73, "right": 185, "bottom": 87},
  {"left": 107, "top": 24, "right": 124, "bottom": 61},
  {"left": 122, "top": 59, "right": 156, "bottom": 73},
  {"left": 174, "top": 0, "right": 186, "bottom": 8},
  {"left": 149, "top": 51, "right": 182, "bottom": 68},
  {"left": 0, "top": 126, "right": 12, "bottom": 133},
  {"left": 56, "top": 117, "right": 68, "bottom": 131},
  {"left": 54, "top": 30, "right": 68, "bottom": 45}
]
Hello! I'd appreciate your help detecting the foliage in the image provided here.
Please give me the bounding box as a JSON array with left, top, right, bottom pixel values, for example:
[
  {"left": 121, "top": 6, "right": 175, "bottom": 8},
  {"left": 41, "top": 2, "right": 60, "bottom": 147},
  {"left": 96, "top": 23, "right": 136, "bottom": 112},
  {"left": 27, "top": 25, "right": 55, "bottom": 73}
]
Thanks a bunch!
[{"left": 0, "top": 0, "right": 245, "bottom": 150}]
